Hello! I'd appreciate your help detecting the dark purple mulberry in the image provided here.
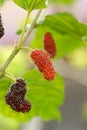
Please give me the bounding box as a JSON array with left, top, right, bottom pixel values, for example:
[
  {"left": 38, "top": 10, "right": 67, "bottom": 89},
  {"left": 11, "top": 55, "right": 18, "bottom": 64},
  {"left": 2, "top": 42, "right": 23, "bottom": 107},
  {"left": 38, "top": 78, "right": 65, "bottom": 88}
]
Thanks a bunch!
[
  {"left": 5, "top": 91, "right": 23, "bottom": 112},
  {"left": 5, "top": 78, "right": 31, "bottom": 113},
  {"left": 20, "top": 100, "right": 31, "bottom": 113},
  {"left": 16, "top": 78, "right": 26, "bottom": 86},
  {"left": 10, "top": 81, "right": 26, "bottom": 97},
  {"left": 0, "top": 14, "right": 4, "bottom": 38}
]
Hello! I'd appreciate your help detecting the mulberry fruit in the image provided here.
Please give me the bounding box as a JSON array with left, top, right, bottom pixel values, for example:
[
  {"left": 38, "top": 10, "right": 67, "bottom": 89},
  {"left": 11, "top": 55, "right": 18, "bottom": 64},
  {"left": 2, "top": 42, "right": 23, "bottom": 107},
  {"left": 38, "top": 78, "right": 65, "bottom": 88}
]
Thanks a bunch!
[
  {"left": 20, "top": 100, "right": 31, "bottom": 113},
  {"left": 30, "top": 49, "right": 55, "bottom": 80},
  {"left": 5, "top": 92, "right": 23, "bottom": 112},
  {"left": 16, "top": 78, "right": 26, "bottom": 86},
  {"left": 0, "top": 14, "right": 4, "bottom": 38},
  {"left": 44, "top": 32, "right": 56, "bottom": 58},
  {"left": 10, "top": 79, "right": 26, "bottom": 97},
  {"left": 5, "top": 78, "right": 31, "bottom": 113}
]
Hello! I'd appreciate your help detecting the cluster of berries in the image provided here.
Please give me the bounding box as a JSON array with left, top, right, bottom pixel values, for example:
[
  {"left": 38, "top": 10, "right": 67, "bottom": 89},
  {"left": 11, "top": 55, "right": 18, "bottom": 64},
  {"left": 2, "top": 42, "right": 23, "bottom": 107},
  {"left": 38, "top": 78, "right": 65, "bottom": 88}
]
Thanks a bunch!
[
  {"left": 5, "top": 79, "right": 31, "bottom": 113},
  {"left": 0, "top": 14, "right": 4, "bottom": 38},
  {"left": 30, "top": 32, "right": 56, "bottom": 81}
]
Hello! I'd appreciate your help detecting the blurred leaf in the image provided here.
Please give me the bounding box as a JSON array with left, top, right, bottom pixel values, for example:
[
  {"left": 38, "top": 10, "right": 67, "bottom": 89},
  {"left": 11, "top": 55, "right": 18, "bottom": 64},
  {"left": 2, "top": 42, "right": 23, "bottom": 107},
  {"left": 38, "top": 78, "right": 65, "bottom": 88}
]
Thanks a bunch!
[
  {"left": 0, "top": 46, "right": 27, "bottom": 76},
  {"left": 49, "top": 0, "right": 74, "bottom": 4},
  {"left": 0, "top": 114, "right": 20, "bottom": 130},
  {"left": 65, "top": 47, "right": 87, "bottom": 68},
  {"left": 82, "top": 103, "right": 87, "bottom": 121},
  {"left": 13, "top": 0, "right": 47, "bottom": 10},
  {"left": 0, "top": 70, "right": 64, "bottom": 122},
  {"left": 0, "top": 0, "right": 6, "bottom": 6},
  {"left": 16, "top": 29, "right": 22, "bottom": 35}
]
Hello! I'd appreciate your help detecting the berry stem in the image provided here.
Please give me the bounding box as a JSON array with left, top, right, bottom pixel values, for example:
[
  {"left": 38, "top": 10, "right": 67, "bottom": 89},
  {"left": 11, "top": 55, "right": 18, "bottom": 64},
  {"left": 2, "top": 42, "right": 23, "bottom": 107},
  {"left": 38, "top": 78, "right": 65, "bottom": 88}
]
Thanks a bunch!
[
  {"left": 4, "top": 71, "right": 16, "bottom": 82},
  {"left": 0, "top": 47, "right": 19, "bottom": 75},
  {"left": 18, "top": 9, "right": 31, "bottom": 48},
  {"left": 0, "top": 10, "right": 42, "bottom": 79},
  {"left": 23, "top": 10, "right": 42, "bottom": 43},
  {"left": 21, "top": 46, "right": 33, "bottom": 51},
  {"left": 0, "top": 9, "right": 30, "bottom": 74}
]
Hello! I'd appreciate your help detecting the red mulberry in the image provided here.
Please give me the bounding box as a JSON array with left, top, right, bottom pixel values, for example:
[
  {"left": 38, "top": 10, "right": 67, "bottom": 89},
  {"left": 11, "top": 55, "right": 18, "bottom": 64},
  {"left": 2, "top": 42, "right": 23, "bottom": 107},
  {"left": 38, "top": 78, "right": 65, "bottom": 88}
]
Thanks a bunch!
[
  {"left": 30, "top": 49, "right": 55, "bottom": 80},
  {"left": 0, "top": 14, "right": 4, "bottom": 38},
  {"left": 44, "top": 32, "right": 56, "bottom": 58}
]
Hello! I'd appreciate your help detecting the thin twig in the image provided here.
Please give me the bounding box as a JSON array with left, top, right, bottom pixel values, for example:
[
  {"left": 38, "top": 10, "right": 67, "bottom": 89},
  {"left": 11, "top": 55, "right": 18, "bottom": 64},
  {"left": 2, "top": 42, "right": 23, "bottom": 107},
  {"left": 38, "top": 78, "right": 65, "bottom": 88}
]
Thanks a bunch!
[
  {"left": 0, "top": 10, "right": 42, "bottom": 79},
  {"left": 23, "top": 10, "right": 42, "bottom": 43}
]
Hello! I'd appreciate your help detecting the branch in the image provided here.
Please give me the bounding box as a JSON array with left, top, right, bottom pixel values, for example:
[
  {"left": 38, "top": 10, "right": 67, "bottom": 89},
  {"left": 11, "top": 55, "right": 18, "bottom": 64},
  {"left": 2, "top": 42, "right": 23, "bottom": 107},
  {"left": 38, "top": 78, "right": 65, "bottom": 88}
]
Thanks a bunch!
[{"left": 0, "top": 10, "right": 42, "bottom": 79}]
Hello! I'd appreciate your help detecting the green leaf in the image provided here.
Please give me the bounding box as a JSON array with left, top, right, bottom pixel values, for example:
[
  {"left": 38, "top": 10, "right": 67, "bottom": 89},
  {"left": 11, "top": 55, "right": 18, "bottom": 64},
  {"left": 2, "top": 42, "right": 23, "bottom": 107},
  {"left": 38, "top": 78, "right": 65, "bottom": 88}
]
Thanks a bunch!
[
  {"left": 13, "top": 0, "right": 47, "bottom": 10},
  {"left": 0, "top": 0, "right": 6, "bottom": 6},
  {"left": 49, "top": 0, "right": 74, "bottom": 4},
  {"left": 23, "top": 70, "right": 64, "bottom": 121},
  {"left": 31, "top": 26, "right": 84, "bottom": 59},
  {"left": 16, "top": 29, "right": 22, "bottom": 35},
  {"left": 0, "top": 70, "right": 64, "bottom": 122},
  {"left": 40, "top": 12, "right": 87, "bottom": 38},
  {"left": 31, "top": 12, "right": 86, "bottom": 58}
]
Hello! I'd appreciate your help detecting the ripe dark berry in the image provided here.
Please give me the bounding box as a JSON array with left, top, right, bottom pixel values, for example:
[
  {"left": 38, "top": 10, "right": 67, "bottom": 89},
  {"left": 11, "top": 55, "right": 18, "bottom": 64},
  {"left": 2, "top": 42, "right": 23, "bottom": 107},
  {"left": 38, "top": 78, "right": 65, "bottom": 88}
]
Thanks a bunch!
[
  {"left": 20, "top": 100, "right": 31, "bottom": 113},
  {"left": 0, "top": 14, "right": 4, "bottom": 38},
  {"left": 16, "top": 78, "right": 26, "bottom": 86},
  {"left": 5, "top": 78, "right": 31, "bottom": 113},
  {"left": 5, "top": 91, "right": 15, "bottom": 106},
  {"left": 30, "top": 49, "right": 55, "bottom": 80},
  {"left": 5, "top": 92, "right": 21, "bottom": 112},
  {"left": 44, "top": 32, "right": 56, "bottom": 58},
  {"left": 10, "top": 82, "right": 26, "bottom": 97}
]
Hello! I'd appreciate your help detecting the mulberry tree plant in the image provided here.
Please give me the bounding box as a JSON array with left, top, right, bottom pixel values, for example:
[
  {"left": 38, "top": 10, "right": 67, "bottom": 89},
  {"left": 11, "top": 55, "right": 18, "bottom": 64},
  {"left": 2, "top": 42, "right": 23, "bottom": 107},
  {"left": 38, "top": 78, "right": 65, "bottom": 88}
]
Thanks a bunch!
[{"left": 0, "top": 0, "right": 87, "bottom": 122}]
